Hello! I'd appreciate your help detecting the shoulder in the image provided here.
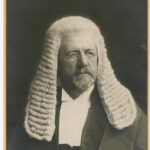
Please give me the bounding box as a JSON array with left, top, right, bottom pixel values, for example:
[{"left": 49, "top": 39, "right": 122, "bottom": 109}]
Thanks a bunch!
[
  {"left": 8, "top": 121, "right": 29, "bottom": 150},
  {"left": 8, "top": 120, "right": 55, "bottom": 150},
  {"left": 132, "top": 104, "right": 147, "bottom": 150},
  {"left": 134, "top": 104, "right": 146, "bottom": 128}
]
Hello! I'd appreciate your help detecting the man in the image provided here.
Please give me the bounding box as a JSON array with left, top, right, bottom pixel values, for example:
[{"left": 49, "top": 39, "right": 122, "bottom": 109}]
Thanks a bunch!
[{"left": 9, "top": 16, "right": 146, "bottom": 150}]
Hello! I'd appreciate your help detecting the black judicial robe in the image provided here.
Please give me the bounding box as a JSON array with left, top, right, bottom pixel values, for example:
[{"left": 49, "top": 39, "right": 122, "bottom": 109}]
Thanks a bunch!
[{"left": 8, "top": 88, "right": 147, "bottom": 150}]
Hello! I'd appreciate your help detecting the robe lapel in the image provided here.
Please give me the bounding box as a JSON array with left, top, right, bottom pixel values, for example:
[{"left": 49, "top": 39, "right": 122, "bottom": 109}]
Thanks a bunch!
[
  {"left": 81, "top": 88, "right": 108, "bottom": 150},
  {"left": 98, "top": 117, "right": 137, "bottom": 150},
  {"left": 95, "top": 93, "right": 138, "bottom": 150}
]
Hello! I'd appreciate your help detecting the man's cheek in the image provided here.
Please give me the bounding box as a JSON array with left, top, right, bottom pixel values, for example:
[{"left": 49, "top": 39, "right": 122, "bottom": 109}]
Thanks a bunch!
[
  {"left": 63, "top": 67, "right": 75, "bottom": 77},
  {"left": 65, "top": 64, "right": 76, "bottom": 72}
]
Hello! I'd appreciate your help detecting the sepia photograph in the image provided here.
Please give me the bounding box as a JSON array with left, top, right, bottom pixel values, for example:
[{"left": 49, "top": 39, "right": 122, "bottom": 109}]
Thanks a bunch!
[{"left": 7, "top": 0, "right": 147, "bottom": 150}]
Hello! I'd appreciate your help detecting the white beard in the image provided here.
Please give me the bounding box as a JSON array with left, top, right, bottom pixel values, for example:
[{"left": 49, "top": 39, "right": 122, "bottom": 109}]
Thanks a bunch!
[{"left": 72, "top": 74, "right": 95, "bottom": 91}]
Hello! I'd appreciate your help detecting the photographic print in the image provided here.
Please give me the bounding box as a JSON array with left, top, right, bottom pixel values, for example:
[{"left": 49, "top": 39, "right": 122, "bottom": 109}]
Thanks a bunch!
[{"left": 7, "top": 0, "right": 147, "bottom": 150}]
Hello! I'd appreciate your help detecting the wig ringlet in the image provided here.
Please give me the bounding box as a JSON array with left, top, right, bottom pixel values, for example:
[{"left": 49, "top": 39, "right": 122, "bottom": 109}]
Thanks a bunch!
[{"left": 25, "top": 16, "right": 137, "bottom": 141}]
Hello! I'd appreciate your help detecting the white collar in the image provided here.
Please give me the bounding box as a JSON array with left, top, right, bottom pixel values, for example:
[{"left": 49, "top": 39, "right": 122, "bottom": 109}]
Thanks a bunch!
[{"left": 61, "top": 85, "right": 94, "bottom": 103}]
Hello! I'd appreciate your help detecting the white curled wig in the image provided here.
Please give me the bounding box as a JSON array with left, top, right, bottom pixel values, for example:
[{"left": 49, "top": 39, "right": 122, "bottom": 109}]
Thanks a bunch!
[{"left": 24, "top": 16, "right": 137, "bottom": 141}]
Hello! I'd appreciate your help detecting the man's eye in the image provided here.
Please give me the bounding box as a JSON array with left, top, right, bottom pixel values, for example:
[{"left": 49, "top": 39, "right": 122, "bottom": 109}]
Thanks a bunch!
[
  {"left": 85, "top": 50, "right": 96, "bottom": 57},
  {"left": 67, "top": 52, "right": 79, "bottom": 58}
]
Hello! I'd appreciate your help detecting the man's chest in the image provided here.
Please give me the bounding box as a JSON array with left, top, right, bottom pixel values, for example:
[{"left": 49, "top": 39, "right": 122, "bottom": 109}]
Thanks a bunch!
[
  {"left": 54, "top": 90, "right": 108, "bottom": 150},
  {"left": 11, "top": 90, "right": 138, "bottom": 150}
]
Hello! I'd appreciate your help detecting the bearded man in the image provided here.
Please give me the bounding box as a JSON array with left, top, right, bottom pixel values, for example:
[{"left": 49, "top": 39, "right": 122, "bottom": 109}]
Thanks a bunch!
[{"left": 9, "top": 16, "right": 146, "bottom": 150}]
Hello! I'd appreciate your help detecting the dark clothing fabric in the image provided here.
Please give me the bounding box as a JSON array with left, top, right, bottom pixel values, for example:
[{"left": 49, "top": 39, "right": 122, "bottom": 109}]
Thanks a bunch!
[
  {"left": 8, "top": 88, "right": 147, "bottom": 150},
  {"left": 59, "top": 144, "right": 80, "bottom": 150}
]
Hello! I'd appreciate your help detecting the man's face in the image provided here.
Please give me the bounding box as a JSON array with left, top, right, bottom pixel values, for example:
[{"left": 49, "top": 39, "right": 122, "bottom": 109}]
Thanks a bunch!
[{"left": 58, "top": 34, "right": 98, "bottom": 92}]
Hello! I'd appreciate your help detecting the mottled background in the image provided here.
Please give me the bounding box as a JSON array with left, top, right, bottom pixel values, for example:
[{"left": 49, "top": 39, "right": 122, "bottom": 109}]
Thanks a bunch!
[{"left": 7, "top": 0, "right": 147, "bottom": 142}]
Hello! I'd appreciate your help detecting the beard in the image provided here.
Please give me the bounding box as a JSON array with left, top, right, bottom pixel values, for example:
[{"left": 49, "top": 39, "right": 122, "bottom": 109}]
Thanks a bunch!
[
  {"left": 59, "top": 66, "right": 97, "bottom": 93},
  {"left": 72, "top": 73, "right": 96, "bottom": 92}
]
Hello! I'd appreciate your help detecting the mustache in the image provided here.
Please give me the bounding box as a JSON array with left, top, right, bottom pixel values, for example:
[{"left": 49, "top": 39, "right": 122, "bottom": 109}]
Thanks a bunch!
[{"left": 75, "top": 68, "right": 93, "bottom": 76}]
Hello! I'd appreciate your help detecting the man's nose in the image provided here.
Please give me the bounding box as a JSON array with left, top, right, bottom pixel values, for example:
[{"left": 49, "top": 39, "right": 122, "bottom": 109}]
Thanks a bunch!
[{"left": 78, "top": 52, "right": 88, "bottom": 67}]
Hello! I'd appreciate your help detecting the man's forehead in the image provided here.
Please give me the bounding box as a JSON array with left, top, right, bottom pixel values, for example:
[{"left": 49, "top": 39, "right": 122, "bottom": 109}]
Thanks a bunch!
[{"left": 60, "top": 33, "right": 96, "bottom": 52}]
